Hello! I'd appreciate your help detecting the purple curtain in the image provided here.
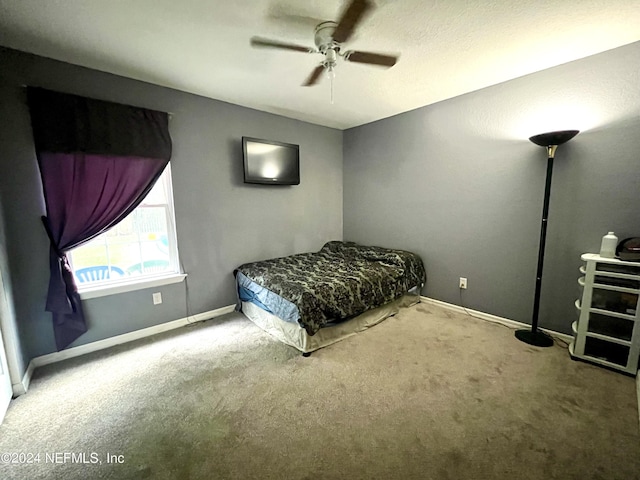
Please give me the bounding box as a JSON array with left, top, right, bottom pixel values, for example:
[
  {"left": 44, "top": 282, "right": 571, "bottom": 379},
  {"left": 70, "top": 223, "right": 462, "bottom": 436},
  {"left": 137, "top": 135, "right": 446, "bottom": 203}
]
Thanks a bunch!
[{"left": 27, "top": 88, "right": 172, "bottom": 350}]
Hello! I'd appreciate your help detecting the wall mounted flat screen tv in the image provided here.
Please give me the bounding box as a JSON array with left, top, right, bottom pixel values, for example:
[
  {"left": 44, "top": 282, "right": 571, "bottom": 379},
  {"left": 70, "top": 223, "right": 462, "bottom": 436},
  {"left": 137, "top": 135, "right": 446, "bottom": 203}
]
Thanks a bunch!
[{"left": 242, "top": 137, "right": 300, "bottom": 185}]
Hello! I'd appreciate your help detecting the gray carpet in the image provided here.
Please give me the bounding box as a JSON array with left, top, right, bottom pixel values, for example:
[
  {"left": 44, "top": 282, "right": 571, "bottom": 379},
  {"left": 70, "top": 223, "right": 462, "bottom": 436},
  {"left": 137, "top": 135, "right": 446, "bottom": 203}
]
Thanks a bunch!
[{"left": 1, "top": 302, "right": 638, "bottom": 480}]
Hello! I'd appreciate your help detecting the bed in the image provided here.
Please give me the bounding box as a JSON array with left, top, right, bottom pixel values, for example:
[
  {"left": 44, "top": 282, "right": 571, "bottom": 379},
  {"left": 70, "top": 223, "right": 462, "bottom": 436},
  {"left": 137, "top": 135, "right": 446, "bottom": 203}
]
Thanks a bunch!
[{"left": 234, "top": 241, "right": 426, "bottom": 354}]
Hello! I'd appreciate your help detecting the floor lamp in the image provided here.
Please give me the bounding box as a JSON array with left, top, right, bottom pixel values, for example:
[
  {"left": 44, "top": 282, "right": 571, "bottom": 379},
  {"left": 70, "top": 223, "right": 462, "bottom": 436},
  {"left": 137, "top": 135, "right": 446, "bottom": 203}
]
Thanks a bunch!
[{"left": 515, "top": 129, "right": 579, "bottom": 347}]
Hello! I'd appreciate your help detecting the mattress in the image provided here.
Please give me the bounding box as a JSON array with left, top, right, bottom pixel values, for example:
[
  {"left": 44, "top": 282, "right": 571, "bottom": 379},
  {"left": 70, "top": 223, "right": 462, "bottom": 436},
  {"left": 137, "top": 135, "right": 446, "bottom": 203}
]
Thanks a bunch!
[{"left": 235, "top": 241, "right": 426, "bottom": 335}]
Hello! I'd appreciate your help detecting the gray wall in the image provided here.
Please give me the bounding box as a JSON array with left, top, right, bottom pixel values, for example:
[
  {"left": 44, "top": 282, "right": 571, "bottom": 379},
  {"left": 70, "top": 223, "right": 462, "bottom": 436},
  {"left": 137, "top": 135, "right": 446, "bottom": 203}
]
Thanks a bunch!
[
  {"left": 1, "top": 39, "right": 638, "bottom": 374},
  {"left": 0, "top": 47, "right": 342, "bottom": 365},
  {"left": 0, "top": 198, "right": 26, "bottom": 381},
  {"left": 344, "top": 42, "right": 640, "bottom": 334}
]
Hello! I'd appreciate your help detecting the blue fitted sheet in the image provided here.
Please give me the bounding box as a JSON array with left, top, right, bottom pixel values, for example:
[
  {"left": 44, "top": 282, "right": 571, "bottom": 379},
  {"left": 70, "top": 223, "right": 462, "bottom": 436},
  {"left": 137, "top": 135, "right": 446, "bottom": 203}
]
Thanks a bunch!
[{"left": 236, "top": 271, "right": 300, "bottom": 325}]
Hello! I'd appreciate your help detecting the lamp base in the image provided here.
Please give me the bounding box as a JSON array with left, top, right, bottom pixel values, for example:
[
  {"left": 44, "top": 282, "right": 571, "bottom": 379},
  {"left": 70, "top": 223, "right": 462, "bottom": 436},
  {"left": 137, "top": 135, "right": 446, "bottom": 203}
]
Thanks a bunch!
[{"left": 514, "top": 329, "right": 554, "bottom": 347}]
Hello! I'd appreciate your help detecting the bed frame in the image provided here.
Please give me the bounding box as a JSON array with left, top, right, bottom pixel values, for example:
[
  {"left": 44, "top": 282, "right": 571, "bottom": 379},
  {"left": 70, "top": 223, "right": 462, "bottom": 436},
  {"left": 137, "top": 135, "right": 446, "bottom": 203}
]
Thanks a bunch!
[{"left": 240, "top": 287, "right": 420, "bottom": 355}]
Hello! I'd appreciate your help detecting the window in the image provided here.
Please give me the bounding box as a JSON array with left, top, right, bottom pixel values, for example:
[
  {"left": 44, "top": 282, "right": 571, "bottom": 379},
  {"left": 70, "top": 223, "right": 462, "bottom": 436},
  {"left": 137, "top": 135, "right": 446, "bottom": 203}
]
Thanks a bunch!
[{"left": 68, "top": 165, "right": 181, "bottom": 291}]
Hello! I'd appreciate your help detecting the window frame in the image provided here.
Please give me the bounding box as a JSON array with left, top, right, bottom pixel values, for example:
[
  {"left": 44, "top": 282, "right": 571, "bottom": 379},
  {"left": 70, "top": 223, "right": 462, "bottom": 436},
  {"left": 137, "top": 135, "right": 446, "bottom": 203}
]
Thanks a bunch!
[{"left": 69, "top": 164, "right": 186, "bottom": 299}]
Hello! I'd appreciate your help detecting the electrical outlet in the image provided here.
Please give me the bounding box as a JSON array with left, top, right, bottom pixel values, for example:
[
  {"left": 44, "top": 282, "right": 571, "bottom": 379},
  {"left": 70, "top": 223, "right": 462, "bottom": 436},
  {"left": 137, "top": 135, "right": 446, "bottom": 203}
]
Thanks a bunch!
[
  {"left": 152, "top": 292, "right": 162, "bottom": 305},
  {"left": 459, "top": 277, "right": 468, "bottom": 289}
]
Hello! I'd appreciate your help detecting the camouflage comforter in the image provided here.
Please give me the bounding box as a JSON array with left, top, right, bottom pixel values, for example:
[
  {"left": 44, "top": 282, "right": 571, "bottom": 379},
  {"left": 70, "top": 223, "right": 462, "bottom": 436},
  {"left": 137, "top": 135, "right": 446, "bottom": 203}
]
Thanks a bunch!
[{"left": 235, "top": 241, "right": 426, "bottom": 336}]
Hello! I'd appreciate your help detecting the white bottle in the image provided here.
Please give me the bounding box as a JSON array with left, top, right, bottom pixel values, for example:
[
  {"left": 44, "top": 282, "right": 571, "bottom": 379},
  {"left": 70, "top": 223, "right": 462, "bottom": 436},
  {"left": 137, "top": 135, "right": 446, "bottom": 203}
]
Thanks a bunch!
[{"left": 600, "top": 232, "right": 618, "bottom": 258}]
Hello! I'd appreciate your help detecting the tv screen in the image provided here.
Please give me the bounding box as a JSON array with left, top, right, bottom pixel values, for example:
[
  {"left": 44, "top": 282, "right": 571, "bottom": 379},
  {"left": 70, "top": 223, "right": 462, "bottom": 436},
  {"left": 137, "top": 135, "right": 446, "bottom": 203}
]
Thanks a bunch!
[{"left": 242, "top": 137, "right": 300, "bottom": 185}]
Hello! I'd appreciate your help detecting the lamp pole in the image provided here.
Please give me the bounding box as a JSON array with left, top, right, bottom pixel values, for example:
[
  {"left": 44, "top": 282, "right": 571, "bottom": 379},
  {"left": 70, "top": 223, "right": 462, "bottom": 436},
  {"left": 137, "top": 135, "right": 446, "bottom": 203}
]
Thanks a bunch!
[{"left": 515, "top": 130, "right": 579, "bottom": 347}]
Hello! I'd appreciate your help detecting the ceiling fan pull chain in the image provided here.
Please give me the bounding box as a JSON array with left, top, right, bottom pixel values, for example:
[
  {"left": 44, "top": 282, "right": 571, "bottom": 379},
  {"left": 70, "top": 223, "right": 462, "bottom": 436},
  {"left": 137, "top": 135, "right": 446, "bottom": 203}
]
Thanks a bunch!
[{"left": 330, "top": 68, "right": 334, "bottom": 104}]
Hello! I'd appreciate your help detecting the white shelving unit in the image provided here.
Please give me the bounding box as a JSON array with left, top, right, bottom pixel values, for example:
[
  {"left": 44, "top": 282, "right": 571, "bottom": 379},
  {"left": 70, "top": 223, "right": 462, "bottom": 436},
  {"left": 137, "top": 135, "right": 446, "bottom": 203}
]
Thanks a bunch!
[{"left": 571, "top": 253, "right": 640, "bottom": 375}]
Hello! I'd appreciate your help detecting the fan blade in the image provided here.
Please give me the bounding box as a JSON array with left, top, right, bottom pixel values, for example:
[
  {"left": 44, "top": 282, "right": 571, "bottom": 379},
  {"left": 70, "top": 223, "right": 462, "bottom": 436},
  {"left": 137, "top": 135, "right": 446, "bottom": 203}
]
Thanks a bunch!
[
  {"left": 250, "top": 37, "right": 313, "bottom": 53},
  {"left": 303, "top": 65, "right": 325, "bottom": 86},
  {"left": 333, "top": 0, "right": 373, "bottom": 44},
  {"left": 345, "top": 50, "right": 398, "bottom": 67},
  {"left": 266, "top": 5, "right": 325, "bottom": 31}
]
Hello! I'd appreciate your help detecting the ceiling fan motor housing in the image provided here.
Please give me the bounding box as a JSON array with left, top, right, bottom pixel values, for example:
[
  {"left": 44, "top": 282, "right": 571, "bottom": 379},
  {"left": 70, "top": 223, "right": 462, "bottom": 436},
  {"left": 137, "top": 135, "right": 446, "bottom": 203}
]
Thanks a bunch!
[{"left": 314, "top": 21, "right": 339, "bottom": 53}]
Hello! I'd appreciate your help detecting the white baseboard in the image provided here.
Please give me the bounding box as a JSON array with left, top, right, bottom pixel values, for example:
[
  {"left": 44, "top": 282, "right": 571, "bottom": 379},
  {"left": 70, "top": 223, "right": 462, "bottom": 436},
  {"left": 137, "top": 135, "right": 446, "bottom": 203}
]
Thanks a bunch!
[
  {"left": 20, "top": 304, "right": 236, "bottom": 392},
  {"left": 11, "top": 362, "right": 33, "bottom": 397},
  {"left": 419, "top": 296, "right": 574, "bottom": 343}
]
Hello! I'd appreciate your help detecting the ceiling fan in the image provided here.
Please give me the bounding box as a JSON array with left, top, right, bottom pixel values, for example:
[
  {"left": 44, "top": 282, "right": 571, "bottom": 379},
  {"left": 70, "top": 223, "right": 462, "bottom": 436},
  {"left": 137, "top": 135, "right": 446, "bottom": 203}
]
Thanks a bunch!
[{"left": 250, "top": 0, "right": 399, "bottom": 87}]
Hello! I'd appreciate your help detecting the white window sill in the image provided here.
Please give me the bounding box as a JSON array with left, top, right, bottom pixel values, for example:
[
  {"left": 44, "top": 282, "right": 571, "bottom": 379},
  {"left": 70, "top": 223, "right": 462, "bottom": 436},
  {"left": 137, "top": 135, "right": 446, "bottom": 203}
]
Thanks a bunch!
[{"left": 78, "top": 273, "right": 187, "bottom": 300}]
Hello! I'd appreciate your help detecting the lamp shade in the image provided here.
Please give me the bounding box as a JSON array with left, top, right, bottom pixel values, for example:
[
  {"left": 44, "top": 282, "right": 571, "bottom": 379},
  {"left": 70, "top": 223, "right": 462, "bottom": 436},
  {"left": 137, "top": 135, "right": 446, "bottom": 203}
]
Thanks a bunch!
[{"left": 529, "top": 130, "right": 579, "bottom": 147}]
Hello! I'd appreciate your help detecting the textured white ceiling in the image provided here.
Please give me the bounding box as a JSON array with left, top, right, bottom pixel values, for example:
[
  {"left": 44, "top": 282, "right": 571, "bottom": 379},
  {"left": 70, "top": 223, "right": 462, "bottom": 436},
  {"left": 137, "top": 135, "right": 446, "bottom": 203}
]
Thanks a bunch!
[{"left": 1, "top": 0, "right": 639, "bottom": 130}]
